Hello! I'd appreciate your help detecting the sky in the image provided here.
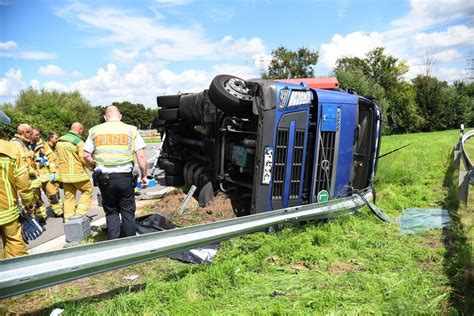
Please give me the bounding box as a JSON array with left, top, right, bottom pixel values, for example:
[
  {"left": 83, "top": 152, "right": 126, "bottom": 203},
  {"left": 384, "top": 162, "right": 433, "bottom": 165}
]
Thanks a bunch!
[{"left": 0, "top": 0, "right": 473, "bottom": 107}]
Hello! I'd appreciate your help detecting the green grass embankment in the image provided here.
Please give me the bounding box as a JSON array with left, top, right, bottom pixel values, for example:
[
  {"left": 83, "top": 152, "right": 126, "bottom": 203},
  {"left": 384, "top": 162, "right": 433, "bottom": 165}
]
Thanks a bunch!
[{"left": 2, "top": 129, "right": 472, "bottom": 314}]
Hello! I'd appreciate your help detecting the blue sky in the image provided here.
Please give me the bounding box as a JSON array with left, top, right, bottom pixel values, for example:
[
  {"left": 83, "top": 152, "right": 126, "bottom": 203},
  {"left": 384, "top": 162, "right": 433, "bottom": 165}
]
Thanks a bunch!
[{"left": 1, "top": 0, "right": 473, "bottom": 107}]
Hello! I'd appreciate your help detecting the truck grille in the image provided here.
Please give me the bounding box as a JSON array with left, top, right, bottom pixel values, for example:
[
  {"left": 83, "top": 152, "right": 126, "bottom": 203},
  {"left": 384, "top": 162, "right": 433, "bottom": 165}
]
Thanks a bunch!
[
  {"left": 272, "top": 128, "right": 288, "bottom": 199},
  {"left": 314, "top": 131, "right": 336, "bottom": 197},
  {"left": 289, "top": 130, "right": 305, "bottom": 198}
]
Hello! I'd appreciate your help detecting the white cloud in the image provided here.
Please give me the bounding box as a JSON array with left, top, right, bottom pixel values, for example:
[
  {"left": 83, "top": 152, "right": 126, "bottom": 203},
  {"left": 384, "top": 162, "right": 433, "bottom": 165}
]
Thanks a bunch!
[
  {"left": 112, "top": 49, "right": 140, "bottom": 62},
  {"left": 319, "top": 32, "right": 384, "bottom": 69},
  {"left": 43, "top": 81, "right": 68, "bottom": 91},
  {"left": 38, "top": 64, "right": 65, "bottom": 76},
  {"left": 0, "top": 49, "right": 56, "bottom": 60},
  {"left": 0, "top": 41, "right": 17, "bottom": 50},
  {"left": 336, "top": 0, "right": 349, "bottom": 19},
  {"left": 154, "top": 0, "right": 192, "bottom": 6},
  {"left": 317, "top": 0, "right": 473, "bottom": 82},
  {"left": 56, "top": 3, "right": 267, "bottom": 63},
  {"left": 0, "top": 68, "right": 25, "bottom": 97},
  {"left": 30, "top": 79, "right": 40, "bottom": 90}
]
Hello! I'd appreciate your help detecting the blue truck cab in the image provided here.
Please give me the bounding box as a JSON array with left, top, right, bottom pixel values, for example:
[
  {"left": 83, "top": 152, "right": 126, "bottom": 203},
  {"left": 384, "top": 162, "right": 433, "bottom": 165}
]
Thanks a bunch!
[{"left": 155, "top": 75, "right": 382, "bottom": 216}]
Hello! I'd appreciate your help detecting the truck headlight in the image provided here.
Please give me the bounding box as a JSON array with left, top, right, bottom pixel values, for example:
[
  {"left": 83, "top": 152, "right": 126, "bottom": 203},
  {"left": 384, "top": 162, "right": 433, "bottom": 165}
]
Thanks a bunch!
[
  {"left": 287, "top": 90, "right": 312, "bottom": 107},
  {"left": 279, "top": 88, "right": 290, "bottom": 108}
]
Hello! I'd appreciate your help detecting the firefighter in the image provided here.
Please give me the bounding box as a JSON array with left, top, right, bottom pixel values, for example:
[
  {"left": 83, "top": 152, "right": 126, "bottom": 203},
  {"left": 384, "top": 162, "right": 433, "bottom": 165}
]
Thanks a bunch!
[
  {"left": 56, "top": 122, "right": 93, "bottom": 221},
  {"left": 10, "top": 124, "right": 45, "bottom": 224},
  {"left": 83, "top": 105, "right": 148, "bottom": 240},
  {"left": 30, "top": 128, "right": 63, "bottom": 217},
  {"left": 0, "top": 111, "right": 35, "bottom": 258}
]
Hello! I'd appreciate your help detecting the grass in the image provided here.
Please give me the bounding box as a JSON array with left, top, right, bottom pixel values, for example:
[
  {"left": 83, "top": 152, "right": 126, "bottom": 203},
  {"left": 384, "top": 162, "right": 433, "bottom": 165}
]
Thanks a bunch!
[
  {"left": 464, "top": 135, "right": 474, "bottom": 161},
  {"left": 144, "top": 137, "right": 161, "bottom": 143},
  {"left": 1, "top": 129, "right": 472, "bottom": 314}
]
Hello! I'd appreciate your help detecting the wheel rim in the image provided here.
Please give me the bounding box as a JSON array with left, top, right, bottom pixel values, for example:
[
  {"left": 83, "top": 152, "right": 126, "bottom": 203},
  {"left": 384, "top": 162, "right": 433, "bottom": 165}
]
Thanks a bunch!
[{"left": 224, "top": 78, "right": 252, "bottom": 100}]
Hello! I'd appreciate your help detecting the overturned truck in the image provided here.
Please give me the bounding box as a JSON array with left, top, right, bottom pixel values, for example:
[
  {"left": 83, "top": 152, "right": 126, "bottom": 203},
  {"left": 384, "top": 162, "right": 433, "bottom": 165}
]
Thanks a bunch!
[{"left": 154, "top": 75, "right": 382, "bottom": 215}]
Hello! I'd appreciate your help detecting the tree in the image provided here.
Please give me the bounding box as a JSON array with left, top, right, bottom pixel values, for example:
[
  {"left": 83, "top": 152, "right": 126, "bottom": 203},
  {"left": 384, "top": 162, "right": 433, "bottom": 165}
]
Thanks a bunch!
[
  {"left": 336, "top": 47, "right": 409, "bottom": 96},
  {"left": 0, "top": 89, "right": 101, "bottom": 139},
  {"left": 411, "top": 75, "right": 454, "bottom": 131},
  {"left": 97, "top": 101, "right": 157, "bottom": 129},
  {"left": 334, "top": 47, "right": 416, "bottom": 133},
  {"left": 263, "top": 46, "right": 319, "bottom": 79}
]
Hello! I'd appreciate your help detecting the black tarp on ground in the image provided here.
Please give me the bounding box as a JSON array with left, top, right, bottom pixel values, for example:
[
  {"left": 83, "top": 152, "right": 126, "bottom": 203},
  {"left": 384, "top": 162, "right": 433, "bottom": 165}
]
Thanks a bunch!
[{"left": 136, "top": 213, "right": 220, "bottom": 264}]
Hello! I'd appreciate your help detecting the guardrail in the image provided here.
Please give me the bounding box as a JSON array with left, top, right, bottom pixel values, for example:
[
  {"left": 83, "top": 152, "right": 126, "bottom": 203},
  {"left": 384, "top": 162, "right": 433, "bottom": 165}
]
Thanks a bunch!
[
  {"left": 454, "top": 129, "right": 474, "bottom": 204},
  {"left": 0, "top": 190, "right": 373, "bottom": 299}
]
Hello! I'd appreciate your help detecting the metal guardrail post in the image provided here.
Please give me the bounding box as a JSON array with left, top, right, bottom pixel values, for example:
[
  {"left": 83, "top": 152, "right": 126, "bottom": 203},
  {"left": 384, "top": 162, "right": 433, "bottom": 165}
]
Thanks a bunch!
[
  {"left": 457, "top": 129, "right": 474, "bottom": 205},
  {"left": 0, "top": 190, "right": 372, "bottom": 299}
]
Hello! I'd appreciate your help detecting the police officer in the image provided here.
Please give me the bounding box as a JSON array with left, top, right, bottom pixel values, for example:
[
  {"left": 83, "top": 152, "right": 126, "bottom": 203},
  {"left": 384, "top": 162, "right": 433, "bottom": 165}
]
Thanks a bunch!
[
  {"left": 83, "top": 106, "right": 148, "bottom": 240},
  {"left": 0, "top": 111, "right": 35, "bottom": 258}
]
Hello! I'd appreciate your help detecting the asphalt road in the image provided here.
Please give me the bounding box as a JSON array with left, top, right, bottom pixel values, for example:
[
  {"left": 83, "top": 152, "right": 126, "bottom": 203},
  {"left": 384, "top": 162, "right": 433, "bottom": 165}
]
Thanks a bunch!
[{"left": 27, "top": 145, "right": 163, "bottom": 250}]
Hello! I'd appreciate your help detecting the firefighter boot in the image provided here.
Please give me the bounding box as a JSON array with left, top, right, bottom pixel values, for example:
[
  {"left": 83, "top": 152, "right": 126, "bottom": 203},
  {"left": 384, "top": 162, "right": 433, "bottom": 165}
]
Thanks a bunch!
[{"left": 49, "top": 193, "right": 64, "bottom": 217}]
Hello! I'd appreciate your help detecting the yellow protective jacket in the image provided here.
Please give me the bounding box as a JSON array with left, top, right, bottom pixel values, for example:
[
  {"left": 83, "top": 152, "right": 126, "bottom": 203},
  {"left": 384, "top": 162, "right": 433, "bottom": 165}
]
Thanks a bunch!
[
  {"left": 33, "top": 139, "right": 58, "bottom": 183},
  {"left": 10, "top": 134, "right": 41, "bottom": 189},
  {"left": 0, "top": 140, "right": 35, "bottom": 225},
  {"left": 56, "top": 131, "right": 91, "bottom": 183},
  {"left": 88, "top": 121, "right": 138, "bottom": 166}
]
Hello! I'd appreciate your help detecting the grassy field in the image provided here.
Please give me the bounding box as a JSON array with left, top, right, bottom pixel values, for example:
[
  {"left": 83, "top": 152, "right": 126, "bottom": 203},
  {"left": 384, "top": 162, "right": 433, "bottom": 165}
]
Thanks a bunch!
[{"left": 2, "top": 129, "right": 472, "bottom": 314}]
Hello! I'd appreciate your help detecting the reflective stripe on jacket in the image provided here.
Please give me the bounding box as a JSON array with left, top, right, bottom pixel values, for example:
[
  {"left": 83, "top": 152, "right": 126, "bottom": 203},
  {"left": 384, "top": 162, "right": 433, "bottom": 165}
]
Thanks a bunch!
[
  {"left": 0, "top": 140, "right": 35, "bottom": 225},
  {"left": 56, "top": 132, "right": 91, "bottom": 183},
  {"left": 88, "top": 121, "right": 137, "bottom": 166}
]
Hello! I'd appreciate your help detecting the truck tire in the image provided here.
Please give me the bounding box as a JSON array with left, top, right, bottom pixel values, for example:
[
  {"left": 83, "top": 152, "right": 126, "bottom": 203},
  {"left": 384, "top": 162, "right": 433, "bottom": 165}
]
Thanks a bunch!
[
  {"left": 193, "top": 166, "right": 205, "bottom": 186},
  {"left": 151, "top": 117, "right": 166, "bottom": 129},
  {"left": 165, "top": 174, "right": 184, "bottom": 186},
  {"left": 157, "top": 95, "right": 180, "bottom": 108},
  {"left": 179, "top": 93, "right": 202, "bottom": 123},
  {"left": 186, "top": 162, "right": 201, "bottom": 187},
  {"left": 158, "top": 108, "right": 179, "bottom": 121},
  {"left": 161, "top": 159, "right": 183, "bottom": 174},
  {"left": 208, "top": 75, "right": 253, "bottom": 117}
]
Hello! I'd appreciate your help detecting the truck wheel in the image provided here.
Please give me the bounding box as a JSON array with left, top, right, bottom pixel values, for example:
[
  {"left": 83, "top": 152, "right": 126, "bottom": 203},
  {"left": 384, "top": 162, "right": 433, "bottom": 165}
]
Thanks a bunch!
[
  {"left": 208, "top": 75, "right": 253, "bottom": 117},
  {"left": 157, "top": 95, "right": 180, "bottom": 108},
  {"left": 152, "top": 117, "right": 166, "bottom": 129},
  {"left": 185, "top": 162, "right": 200, "bottom": 187},
  {"left": 193, "top": 166, "right": 205, "bottom": 186},
  {"left": 158, "top": 108, "right": 179, "bottom": 121},
  {"left": 165, "top": 174, "right": 184, "bottom": 186},
  {"left": 161, "top": 159, "right": 183, "bottom": 174},
  {"left": 179, "top": 93, "right": 202, "bottom": 123}
]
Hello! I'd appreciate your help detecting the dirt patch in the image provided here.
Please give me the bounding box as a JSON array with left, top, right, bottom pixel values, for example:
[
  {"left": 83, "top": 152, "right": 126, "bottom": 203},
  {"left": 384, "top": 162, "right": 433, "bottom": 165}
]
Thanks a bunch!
[
  {"left": 330, "top": 261, "right": 364, "bottom": 275},
  {"left": 142, "top": 190, "right": 236, "bottom": 226},
  {"left": 422, "top": 236, "right": 443, "bottom": 249}
]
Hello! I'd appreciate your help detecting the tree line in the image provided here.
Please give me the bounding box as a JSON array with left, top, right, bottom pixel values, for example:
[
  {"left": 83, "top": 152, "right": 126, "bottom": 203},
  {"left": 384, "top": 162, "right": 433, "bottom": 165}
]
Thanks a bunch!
[
  {"left": 265, "top": 46, "right": 474, "bottom": 133},
  {"left": 0, "top": 88, "right": 157, "bottom": 139}
]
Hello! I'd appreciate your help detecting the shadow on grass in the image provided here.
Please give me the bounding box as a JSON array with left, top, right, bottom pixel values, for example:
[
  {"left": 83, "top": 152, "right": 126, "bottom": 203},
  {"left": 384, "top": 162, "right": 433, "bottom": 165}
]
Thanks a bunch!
[{"left": 442, "top": 149, "right": 473, "bottom": 314}]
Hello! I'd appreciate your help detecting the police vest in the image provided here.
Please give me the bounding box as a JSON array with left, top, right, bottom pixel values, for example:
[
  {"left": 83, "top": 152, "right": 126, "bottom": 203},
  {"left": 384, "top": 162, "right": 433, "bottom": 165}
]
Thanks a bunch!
[{"left": 89, "top": 121, "right": 137, "bottom": 166}]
